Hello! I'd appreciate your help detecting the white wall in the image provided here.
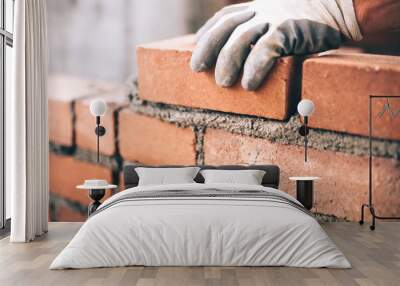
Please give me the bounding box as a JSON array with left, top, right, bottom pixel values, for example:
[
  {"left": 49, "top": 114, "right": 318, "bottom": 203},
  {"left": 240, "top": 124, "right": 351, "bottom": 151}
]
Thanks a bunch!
[{"left": 47, "top": 0, "right": 226, "bottom": 82}]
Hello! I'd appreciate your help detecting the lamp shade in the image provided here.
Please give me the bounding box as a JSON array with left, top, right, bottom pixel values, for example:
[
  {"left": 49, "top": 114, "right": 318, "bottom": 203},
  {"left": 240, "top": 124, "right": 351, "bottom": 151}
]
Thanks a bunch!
[
  {"left": 297, "top": 99, "right": 315, "bottom": 117},
  {"left": 90, "top": 99, "right": 107, "bottom": 117}
]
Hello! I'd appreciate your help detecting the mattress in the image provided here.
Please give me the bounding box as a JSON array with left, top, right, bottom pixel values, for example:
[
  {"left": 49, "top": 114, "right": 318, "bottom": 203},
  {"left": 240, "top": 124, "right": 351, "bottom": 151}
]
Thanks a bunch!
[{"left": 50, "top": 183, "right": 350, "bottom": 269}]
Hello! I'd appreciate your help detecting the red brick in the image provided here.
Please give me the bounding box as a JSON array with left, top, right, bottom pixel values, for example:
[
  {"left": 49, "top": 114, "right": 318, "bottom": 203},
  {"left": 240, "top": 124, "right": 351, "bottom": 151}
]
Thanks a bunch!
[
  {"left": 303, "top": 53, "right": 400, "bottom": 140},
  {"left": 119, "top": 109, "right": 197, "bottom": 165},
  {"left": 75, "top": 85, "right": 130, "bottom": 156},
  {"left": 49, "top": 153, "right": 114, "bottom": 206},
  {"left": 137, "top": 35, "right": 299, "bottom": 120},
  {"left": 48, "top": 74, "right": 126, "bottom": 146},
  {"left": 203, "top": 128, "right": 400, "bottom": 221},
  {"left": 55, "top": 204, "right": 86, "bottom": 222}
]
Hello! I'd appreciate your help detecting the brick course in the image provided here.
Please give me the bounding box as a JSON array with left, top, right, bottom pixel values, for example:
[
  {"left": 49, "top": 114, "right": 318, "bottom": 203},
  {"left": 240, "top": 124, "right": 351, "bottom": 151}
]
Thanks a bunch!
[
  {"left": 48, "top": 74, "right": 127, "bottom": 147},
  {"left": 49, "top": 153, "right": 114, "bottom": 206},
  {"left": 75, "top": 86, "right": 130, "bottom": 156},
  {"left": 48, "top": 75, "right": 102, "bottom": 146},
  {"left": 137, "top": 35, "right": 300, "bottom": 120},
  {"left": 119, "top": 108, "right": 197, "bottom": 165},
  {"left": 303, "top": 53, "right": 400, "bottom": 140},
  {"left": 203, "top": 128, "right": 400, "bottom": 221}
]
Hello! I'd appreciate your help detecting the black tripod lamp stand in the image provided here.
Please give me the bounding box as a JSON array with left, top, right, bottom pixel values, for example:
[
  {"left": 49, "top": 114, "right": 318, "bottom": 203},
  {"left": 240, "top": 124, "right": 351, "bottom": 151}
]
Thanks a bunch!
[
  {"left": 90, "top": 99, "right": 107, "bottom": 163},
  {"left": 297, "top": 99, "right": 315, "bottom": 162},
  {"left": 359, "top": 95, "right": 400, "bottom": 231}
]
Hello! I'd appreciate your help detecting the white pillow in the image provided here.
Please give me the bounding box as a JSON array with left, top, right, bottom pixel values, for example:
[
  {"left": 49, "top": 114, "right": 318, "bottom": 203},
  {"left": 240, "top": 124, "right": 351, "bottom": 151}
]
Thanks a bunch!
[
  {"left": 135, "top": 167, "right": 200, "bottom": 186},
  {"left": 200, "top": 169, "right": 266, "bottom": 185}
]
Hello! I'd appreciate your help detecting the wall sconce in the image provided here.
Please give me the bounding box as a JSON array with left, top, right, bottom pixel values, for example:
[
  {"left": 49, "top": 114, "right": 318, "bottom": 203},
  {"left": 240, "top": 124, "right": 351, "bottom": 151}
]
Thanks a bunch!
[
  {"left": 297, "top": 99, "right": 315, "bottom": 162},
  {"left": 90, "top": 99, "right": 107, "bottom": 163}
]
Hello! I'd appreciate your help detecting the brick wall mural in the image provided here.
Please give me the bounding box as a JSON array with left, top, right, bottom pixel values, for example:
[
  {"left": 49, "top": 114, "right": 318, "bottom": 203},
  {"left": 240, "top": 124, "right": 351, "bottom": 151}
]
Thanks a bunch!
[{"left": 48, "top": 36, "right": 400, "bottom": 222}]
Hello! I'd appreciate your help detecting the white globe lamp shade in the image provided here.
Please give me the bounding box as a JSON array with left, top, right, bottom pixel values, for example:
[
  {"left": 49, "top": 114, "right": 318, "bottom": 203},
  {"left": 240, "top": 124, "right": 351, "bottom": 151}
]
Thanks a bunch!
[
  {"left": 90, "top": 99, "right": 107, "bottom": 117},
  {"left": 297, "top": 99, "right": 315, "bottom": 117}
]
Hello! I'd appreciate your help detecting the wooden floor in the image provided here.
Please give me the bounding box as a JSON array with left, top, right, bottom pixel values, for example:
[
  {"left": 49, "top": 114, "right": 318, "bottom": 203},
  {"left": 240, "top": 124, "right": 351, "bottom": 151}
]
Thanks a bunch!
[{"left": 0, "top": 222, "right": 399, "bottom": 286}]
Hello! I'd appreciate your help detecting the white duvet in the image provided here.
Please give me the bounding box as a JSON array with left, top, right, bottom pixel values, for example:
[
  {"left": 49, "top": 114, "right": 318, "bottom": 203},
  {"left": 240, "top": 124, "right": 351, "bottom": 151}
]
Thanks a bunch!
[{"left": 50, "top": 183, "right": 350, "bottom": 269}]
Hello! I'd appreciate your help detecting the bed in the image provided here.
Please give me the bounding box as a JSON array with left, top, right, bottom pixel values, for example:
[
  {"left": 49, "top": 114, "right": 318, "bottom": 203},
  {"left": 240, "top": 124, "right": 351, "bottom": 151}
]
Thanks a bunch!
[{"left": 50, "top": 164, "right": 350, "bottom": 269}]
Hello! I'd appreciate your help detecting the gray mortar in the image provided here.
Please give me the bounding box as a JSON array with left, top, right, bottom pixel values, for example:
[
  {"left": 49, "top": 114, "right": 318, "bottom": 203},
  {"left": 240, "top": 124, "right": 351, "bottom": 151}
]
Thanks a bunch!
[
  {"left": 49, "top": 142, "right": 119, "bottom": 170},
  {"left": 49, "top": 142, "right": 75, "bottom": 155},
  {"left": 130, "top": 92, "right": 400, "bottom": 160},
  {"left": 74, "top": 148, "right": 119, "bottom": 170},
  {"left": 194, "top": 126, "right": 206, "bottom": 165}
]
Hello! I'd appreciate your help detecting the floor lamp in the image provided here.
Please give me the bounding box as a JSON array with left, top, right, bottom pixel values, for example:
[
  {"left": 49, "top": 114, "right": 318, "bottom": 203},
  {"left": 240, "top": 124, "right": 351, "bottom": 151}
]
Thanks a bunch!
[{"left": 359, "top": 95, "right": 400, "bottom": 230}]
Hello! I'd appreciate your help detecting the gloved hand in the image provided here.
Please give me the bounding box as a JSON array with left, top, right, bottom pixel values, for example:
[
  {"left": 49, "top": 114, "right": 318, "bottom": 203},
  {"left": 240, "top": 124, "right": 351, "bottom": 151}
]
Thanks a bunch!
[{"left": 191, "top": 0, "right": 363, "bottom": 91}]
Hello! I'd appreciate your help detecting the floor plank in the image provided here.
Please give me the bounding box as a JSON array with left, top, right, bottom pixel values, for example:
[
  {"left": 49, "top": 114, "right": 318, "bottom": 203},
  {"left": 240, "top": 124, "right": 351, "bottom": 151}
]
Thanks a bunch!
[{"left": 0, "top": 222, "right": 399, "bottom": 286}]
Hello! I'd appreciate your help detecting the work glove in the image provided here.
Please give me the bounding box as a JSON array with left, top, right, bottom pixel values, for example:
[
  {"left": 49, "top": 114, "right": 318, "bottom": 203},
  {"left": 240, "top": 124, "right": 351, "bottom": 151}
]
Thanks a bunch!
[{"left": 191, "top": 0, "right": 363, "bottom": 91}]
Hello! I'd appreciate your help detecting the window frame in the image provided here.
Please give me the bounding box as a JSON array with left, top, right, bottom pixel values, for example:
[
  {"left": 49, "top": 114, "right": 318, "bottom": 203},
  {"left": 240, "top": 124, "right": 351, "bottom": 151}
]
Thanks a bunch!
[{"left": 0, "top": 0, "right": 14, "bottom": 231}]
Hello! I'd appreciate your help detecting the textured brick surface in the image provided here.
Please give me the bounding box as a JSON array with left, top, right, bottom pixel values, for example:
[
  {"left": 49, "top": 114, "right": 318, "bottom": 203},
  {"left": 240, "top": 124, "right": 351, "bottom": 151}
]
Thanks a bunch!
[
  {"left": 119, "top": 109, "right": 197, "bottom": 165},
  {"left": 137, "top": 35, "right": 300, "bottom": 120},
  {"left": 48, "top": 74, "right": 126, "bottom": 146},
  {"left": 48, "top": 50, "right": 400, "bottom": 222},
  {"left": 75, "top": 85, "right": 130, "bottom": 156},
  {"left": 49, "top": 153, "right": 113, "bottom": 206},
  {"left": 303, "top": 53, "right": 400, "bottom": 140},
  {"left": 204, "top": 128, "right": 400, "bottom": 221}
]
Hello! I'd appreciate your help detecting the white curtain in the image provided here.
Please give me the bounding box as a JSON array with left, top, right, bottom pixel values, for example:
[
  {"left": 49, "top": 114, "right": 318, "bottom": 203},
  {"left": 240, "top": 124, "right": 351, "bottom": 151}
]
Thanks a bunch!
[{"left": 9, "top": 0, "right": 49, "bottom": 242}]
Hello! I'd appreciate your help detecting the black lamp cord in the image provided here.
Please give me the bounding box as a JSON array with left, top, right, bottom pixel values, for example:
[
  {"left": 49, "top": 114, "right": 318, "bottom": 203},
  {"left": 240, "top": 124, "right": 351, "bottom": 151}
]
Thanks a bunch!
[
  {"left": 304, "top": 116, "right": 309, "bottom": 163},
  {"left": 96, "top": 116, "right": 100, "bottom": 163}
]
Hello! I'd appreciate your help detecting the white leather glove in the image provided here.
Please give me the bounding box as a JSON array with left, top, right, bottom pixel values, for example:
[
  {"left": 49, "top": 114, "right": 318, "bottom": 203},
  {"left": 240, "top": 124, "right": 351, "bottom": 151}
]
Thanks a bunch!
[{"left": 191, "top": 0, "right": 363, "bottom": 91}]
